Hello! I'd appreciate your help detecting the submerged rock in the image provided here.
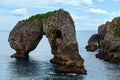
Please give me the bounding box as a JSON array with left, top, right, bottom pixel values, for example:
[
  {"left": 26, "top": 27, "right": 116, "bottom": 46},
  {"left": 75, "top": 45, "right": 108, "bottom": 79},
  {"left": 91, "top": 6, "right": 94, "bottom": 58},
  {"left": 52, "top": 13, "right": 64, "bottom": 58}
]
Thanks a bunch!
[
  {"left": 8, "top": 9, "right": 86, "bottom": 74},
  {"left": 86, "top": 16, "right": 120, "bottom": 64}
]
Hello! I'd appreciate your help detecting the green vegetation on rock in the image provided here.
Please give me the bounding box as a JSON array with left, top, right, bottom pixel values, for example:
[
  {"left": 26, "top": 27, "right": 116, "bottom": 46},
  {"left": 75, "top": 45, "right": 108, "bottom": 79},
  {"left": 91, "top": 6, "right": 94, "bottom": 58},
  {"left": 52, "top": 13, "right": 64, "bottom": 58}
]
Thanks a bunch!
[
  {"left": 112, "top": 16, "right": 120, "bottom": 37},
  {"left": 21, "top": 9, "right": 75, "bottom": 28},
  {"left": 23, "top": 10, "right": 57, "bottom": 22},
  {"left": 23, "top": 9, "right": 70, "bottom": 22}
]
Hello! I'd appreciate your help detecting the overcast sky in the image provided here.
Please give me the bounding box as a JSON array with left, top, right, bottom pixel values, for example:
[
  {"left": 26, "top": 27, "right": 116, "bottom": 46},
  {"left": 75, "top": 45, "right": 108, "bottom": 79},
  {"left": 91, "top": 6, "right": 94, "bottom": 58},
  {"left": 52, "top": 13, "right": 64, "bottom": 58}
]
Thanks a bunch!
[{"left": 0, "top": 0, "right": 120, "bottom": 30}]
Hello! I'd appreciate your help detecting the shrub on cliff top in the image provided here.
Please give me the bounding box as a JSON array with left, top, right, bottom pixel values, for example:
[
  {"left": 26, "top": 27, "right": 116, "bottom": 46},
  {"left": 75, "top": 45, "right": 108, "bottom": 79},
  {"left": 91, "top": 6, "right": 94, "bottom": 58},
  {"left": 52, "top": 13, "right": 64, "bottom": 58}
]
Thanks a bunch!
[
  {"left": 23, "top": 10, "right": 57, "bottom": 22},
  {"left": 23, "top": 9, "right": 70, "bottom": 22},
  {"left": 112, "top": 16, "right": 120, "bottom": 37}
]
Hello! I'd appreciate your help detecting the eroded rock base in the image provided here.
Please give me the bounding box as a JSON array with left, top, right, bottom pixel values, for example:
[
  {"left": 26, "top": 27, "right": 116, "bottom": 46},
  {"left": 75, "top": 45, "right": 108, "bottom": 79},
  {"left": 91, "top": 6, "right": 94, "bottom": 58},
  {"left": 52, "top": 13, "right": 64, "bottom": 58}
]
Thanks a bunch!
[{"left": 96, "top": 52, "right": 120, "bottom": 64}]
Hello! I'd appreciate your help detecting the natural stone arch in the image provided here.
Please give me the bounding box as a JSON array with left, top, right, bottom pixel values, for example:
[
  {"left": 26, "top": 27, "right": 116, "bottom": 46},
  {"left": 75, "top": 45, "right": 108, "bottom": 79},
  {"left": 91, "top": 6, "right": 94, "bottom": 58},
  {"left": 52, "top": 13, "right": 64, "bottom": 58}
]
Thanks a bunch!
[{"left": 8, "top": 9, "right": 86, "bottom": 74}]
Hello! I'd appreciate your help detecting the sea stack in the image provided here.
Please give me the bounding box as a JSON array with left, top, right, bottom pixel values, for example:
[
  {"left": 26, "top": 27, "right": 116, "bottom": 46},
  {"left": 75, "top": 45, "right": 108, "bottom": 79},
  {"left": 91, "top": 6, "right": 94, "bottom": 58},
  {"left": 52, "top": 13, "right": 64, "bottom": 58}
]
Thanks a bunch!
[
  {"left": 86, "top": 16, "right": 120, "bottom": 64},
  {"left": 8, "top": 9, "right": 86, "bottom": 74}
]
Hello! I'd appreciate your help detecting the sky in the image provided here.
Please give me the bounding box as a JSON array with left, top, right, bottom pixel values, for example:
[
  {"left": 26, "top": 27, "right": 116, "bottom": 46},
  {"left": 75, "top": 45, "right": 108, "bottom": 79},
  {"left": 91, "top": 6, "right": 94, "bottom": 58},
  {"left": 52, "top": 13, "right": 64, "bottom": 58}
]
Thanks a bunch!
[{"left": 0, "top": 0, "right": 120, "bottom": 31}]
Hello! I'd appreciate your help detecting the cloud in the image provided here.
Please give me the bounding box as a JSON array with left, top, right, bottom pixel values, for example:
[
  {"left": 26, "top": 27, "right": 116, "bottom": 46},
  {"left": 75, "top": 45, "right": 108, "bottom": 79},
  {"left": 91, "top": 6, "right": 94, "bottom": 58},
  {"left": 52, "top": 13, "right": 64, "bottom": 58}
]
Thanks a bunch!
[
  {"left": 0, "top": 0, "right": 55, "bottom": 9},
  {"left": 111, "top": 11, "right": 120, "bottom": 17},
  {"left": 53, "top": 0, "right": 80, "bottom": 6},
  {"left": 1, "top": 0, "right": 119, "bottom": 31},
  {"left": 71, "top": 14, "right": 89, "bottom": 20},
  {"left": 10, "top": 8, "right": 27, "bottom": 16},
  {"left": 0, "top": 15, "right": 24, "bottom": 30},
  {"left": 0, "top": 0, "right": 93, "bottom": 11},
  {"left": 71, "top": 14, "right": 99, "bottom": 30},
  {"left": 53, "top": 0, "right": 93, "bottom": 6},
  {"left": 87, "top": 8, "right": 109, "bottom": 14},
  {"left": 83, "top": 0, "right": 93, "bottom": 4}
]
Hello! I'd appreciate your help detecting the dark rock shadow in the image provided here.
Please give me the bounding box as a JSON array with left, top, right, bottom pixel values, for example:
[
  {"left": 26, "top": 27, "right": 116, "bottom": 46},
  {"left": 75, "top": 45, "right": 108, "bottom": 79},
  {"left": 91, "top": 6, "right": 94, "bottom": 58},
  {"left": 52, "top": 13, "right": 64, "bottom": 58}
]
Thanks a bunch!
[
  {"left": 8, "top": 57, "right": 85, "bottom": 80},
  {"left": 8, "top": 57, "right": 44, "bottom": 78}
]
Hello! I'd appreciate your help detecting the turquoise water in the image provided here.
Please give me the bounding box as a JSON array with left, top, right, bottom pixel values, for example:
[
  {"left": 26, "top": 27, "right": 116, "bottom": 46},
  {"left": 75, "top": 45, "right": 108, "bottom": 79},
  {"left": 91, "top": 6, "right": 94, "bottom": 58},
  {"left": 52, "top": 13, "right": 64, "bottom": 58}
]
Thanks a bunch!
[{"left": 0, "top": 30, "right": 120, "bottom": 80}]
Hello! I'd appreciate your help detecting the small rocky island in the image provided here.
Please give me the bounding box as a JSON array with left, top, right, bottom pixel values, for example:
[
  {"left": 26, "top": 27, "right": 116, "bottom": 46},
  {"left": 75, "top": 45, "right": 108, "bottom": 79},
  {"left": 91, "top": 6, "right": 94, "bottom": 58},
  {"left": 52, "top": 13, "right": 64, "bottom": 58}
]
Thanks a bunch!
[
  {"left": 86, "top": 16, "right": 120, "bottom": 64},
  {"left": 8, "top": 9, "right": 86, "bottom": 74}
]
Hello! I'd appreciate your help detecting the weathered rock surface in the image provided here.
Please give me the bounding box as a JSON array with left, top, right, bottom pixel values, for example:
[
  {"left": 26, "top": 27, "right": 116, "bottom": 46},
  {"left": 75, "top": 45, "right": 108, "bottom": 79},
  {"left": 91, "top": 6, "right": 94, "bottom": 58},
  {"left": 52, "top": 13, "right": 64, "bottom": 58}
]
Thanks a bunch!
[
  {"left": 8, "top": 9, "right": 86, "bottom": 74},
  {"left": 9, "top": 20, "right": 43, "bottom": 58},
  {"left": 85, "top": 34, "right": 98, "bottom": 51},
  {"left": 86, "top": 16, "right": 120, "bottom": 64}
]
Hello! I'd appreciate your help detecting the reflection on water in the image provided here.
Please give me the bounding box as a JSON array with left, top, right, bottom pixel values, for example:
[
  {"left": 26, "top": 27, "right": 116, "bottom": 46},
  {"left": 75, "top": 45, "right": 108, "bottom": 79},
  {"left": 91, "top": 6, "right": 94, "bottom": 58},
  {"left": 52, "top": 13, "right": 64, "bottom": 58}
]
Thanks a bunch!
[
  {"left": 8, "top": 57, "right": 84, "bottom": 80},
  {"left": 9, "top": 57, "right": 53, "bottom": 79},
  {"left": 9, "top": 58, "right": 40, "bottom": 77}
]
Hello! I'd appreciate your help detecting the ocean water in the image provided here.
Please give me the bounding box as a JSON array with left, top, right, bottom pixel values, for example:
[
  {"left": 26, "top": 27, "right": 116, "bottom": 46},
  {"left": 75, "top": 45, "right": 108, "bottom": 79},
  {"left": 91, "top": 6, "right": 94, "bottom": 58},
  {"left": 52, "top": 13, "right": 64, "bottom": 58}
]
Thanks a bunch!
[{"left": 0, "top": 30, "right": 120, "bottom": 80}]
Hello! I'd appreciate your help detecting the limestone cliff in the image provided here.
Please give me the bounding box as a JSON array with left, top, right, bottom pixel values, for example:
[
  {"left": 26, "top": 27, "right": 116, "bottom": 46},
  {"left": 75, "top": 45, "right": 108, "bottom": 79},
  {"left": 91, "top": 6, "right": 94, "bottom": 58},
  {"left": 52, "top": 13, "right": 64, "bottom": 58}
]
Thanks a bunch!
[
  {"left": 86, "top": 16, "right": 120, "bottom": 64},
  {"left": 8, "top": 9, "right": 86, "bottom": 74}
]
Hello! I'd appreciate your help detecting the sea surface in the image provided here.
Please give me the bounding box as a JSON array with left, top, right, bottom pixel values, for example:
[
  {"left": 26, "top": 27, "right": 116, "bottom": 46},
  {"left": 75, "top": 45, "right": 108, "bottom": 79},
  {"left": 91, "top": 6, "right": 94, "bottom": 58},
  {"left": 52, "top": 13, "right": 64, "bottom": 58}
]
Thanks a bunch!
[{"left": 0, "top": 30, "right": 120, "bottom": 80}]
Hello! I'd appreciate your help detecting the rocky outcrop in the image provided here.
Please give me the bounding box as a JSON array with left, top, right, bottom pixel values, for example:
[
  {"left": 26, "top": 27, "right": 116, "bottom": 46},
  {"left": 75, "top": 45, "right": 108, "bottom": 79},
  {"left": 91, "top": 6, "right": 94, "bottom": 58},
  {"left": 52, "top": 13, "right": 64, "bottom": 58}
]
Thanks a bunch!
[
  {"left": 8, "top": 9, "right": 86, "bottom": 74},
  {"left": 85, "top": 34, "right": 98, "bottom": 51},
  {"left": 86, "top": 16, "right": 120, "bottom": 64},
  {"left": 97, "top": 22, "right": 108, "bottom": 48},
  {"left": 9, "top": 20, "right": 43, "bottom": 58}
]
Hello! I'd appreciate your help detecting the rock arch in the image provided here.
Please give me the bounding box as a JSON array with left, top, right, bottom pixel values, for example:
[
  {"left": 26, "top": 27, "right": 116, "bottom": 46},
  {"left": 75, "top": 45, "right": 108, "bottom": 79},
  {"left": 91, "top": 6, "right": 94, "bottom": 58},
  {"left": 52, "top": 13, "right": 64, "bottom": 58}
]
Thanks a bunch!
[{"left": 8, "top": 9, "right": 86, "bottom": 74}]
